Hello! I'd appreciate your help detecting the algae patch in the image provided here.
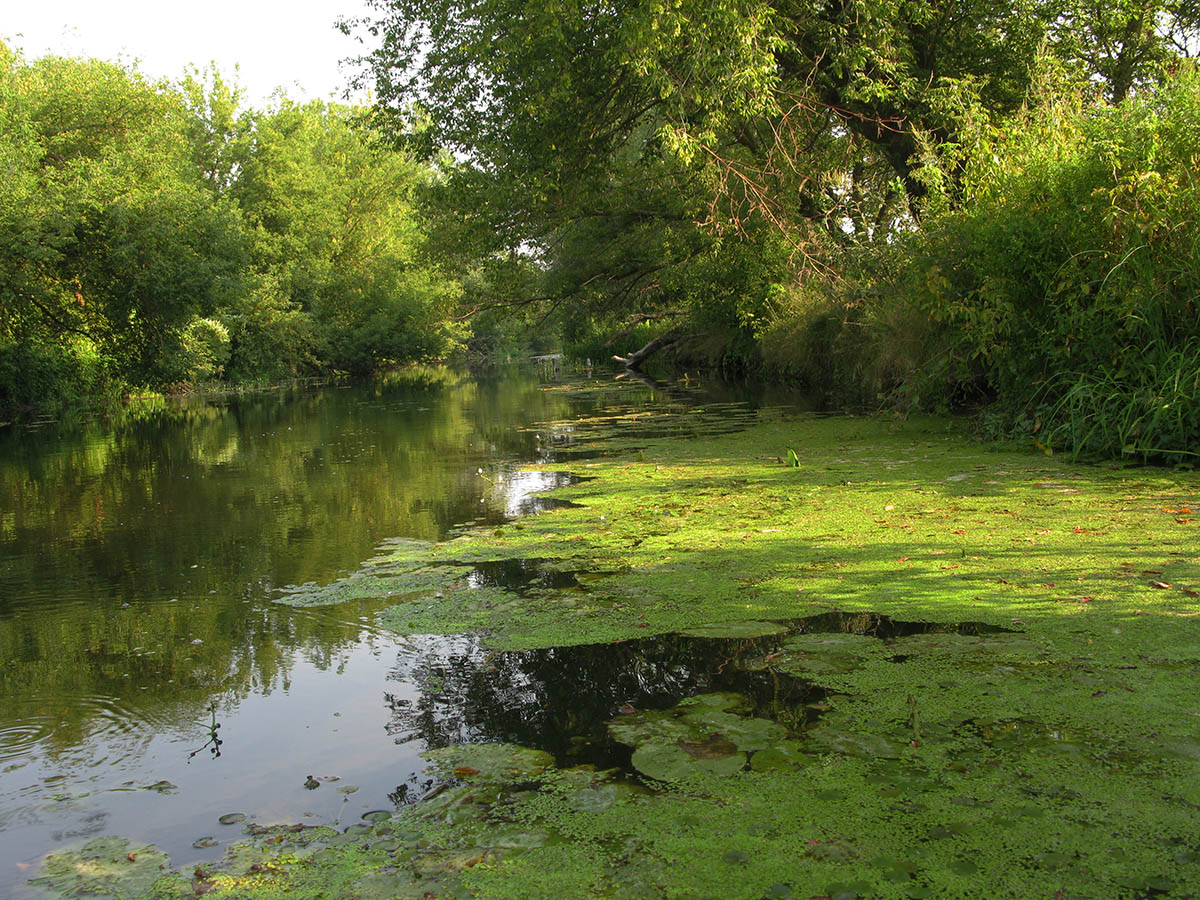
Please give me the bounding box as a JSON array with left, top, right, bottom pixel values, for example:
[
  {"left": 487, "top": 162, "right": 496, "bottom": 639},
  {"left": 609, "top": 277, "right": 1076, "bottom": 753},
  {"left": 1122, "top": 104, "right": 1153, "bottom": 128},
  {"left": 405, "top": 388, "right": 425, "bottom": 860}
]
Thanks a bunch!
[{"left": 28, "top": 837, "right": 172, "bottom": 899}]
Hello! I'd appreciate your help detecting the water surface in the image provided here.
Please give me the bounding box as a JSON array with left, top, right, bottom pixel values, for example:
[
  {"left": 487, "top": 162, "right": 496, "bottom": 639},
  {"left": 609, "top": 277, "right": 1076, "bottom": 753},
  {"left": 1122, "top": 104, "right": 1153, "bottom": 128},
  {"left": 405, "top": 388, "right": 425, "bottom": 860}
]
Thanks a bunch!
[{"left": 0, "top": 367, "right": 797, "bottom": 894}]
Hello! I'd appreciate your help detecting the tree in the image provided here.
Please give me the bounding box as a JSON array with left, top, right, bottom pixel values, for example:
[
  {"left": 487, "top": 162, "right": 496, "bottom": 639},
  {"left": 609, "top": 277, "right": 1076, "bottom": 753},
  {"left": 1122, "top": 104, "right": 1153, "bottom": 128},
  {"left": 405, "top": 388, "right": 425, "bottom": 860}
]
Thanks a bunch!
[
  {"left": 346, "top": 0, "right": 1199, "bottom": 362},
  {"left": 0, "top": 48, "right": 246, "bottom": 388},
  {"left": 229, "top": 100, "right": 461, "bottom": 375}
]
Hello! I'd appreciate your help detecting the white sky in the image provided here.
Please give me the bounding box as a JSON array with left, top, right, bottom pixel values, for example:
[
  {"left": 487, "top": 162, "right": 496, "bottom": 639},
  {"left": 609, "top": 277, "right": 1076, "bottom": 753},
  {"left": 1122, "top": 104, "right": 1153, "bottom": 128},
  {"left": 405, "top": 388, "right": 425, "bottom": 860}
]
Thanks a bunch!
[{"left": 2, "top": 0, "right": 378, "bottom": 108}]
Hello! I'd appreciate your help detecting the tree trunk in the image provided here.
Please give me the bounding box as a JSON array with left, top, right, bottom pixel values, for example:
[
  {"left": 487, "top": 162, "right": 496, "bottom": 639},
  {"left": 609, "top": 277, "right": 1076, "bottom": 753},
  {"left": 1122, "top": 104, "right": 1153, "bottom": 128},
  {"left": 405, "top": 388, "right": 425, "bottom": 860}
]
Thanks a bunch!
[{"left": 612, "top": 334, "right": 682, "bottom": 371}]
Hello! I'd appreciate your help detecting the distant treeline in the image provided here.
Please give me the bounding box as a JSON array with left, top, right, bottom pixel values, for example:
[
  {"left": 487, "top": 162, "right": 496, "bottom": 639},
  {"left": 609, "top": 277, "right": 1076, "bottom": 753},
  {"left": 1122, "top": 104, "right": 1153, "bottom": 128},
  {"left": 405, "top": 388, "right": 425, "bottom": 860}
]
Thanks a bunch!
[{"left": 0, "top": 45, "right": 462, "bottom": 412}]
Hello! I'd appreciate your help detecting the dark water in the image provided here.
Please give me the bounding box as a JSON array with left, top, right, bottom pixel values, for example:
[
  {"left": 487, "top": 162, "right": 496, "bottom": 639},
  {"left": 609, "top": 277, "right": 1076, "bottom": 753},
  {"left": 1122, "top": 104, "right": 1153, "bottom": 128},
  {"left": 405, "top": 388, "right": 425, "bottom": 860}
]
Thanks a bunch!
[{"left": 0, "top": 367, "right": 806, "bottom": 895}]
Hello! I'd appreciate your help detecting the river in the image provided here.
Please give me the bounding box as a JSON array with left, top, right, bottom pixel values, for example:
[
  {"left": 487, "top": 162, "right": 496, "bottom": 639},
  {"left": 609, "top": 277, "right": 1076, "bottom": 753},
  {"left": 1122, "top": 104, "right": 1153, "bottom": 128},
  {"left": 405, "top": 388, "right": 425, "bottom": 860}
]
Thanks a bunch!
[{"left": 0, "top": 367, "right": 796, "bottom": 896}]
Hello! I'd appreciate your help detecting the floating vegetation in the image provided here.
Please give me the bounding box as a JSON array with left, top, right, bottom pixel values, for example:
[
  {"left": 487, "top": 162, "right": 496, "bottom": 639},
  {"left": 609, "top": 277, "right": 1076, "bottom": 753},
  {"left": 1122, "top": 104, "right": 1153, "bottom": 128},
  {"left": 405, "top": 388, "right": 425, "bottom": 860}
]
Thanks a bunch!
[
  {"left": 887, "top": 631, "right": 1047, "bottom": 663},
  {"left": 422, "top": 743, "right": 554, "bottom": 783},
  {"left": 20, "top": 399, "right": 1200, "bottom": 900},
  {"left": 679, "top": 620, "right": 789, "bottom": 639},
  {"left": 29, "top": 837, "right": 172, "bottom": 899},
  {"left": 608, "top": 692, "right": 790, "bottom": 780},
  {"left": 381, "top": 626, "right": 824, "bottom": 786}
]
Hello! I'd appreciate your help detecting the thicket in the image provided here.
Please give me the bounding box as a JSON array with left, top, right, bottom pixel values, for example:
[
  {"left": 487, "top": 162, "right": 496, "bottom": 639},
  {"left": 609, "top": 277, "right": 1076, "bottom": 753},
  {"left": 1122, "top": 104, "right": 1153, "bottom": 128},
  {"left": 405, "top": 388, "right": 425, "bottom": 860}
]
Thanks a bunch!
[
  {"left": 763, "top": 67, "right": 1200, "bottom": 460},
  {"left": 0, "top": 46, "right": 461, "bottom": 414}
]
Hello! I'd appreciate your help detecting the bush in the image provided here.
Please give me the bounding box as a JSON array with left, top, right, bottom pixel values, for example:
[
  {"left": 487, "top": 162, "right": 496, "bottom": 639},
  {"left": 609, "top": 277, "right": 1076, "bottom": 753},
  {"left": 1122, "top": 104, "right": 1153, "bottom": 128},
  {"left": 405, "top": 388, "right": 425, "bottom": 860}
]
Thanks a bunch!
[
  {"left": 0, "top": 340, "right": 117, "bottom": 413},
  {"left": 862, "top": 67, "right": 1200, "bottom": 456}
]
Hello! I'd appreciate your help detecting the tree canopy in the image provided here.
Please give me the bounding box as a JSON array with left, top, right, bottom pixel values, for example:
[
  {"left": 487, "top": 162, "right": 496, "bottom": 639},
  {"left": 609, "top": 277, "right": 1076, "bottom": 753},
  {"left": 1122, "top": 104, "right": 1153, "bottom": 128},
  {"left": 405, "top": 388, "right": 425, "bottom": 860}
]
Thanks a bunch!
[
  {"left": 347, "top": 0, "right": 1200, "bottom": 344},
  {"left": 0, "top": 46, "right": 460, "bottom": 409}
]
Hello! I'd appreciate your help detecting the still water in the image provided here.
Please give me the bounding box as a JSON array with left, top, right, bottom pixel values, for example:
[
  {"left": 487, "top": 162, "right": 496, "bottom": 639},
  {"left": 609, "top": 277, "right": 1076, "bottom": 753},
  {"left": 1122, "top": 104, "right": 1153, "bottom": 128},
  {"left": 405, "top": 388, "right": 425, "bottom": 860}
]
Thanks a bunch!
[{"left": 0, "top": 367, "right": 795, "bottom": 895}]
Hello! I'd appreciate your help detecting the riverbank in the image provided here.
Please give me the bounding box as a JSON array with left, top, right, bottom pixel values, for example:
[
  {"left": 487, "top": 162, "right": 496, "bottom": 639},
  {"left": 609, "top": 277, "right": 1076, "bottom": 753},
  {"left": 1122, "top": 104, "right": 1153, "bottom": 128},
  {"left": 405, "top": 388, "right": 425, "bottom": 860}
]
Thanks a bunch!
[{"left": 27, "top": 403, "right": 1200, "bottom": 899}]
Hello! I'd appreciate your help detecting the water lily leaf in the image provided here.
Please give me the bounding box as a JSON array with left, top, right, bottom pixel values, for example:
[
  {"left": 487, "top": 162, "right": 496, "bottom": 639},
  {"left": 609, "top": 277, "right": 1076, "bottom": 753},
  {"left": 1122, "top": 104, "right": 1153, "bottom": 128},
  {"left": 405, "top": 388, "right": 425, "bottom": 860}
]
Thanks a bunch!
[
  {"left": 750, "top": 741, "right": 814, "bottom": 772},
  {"left": 479, "top": 823, "right": 556, "bottom": 849},
  {"left": 677, "top": 692, "right": 751, "bottom": 713},
  {"left": 607, "top": 709, "right": 694, "bottom": 747},
  {"left": 631, "top": 742, "right": 745, "bottom": 781},
  {"left": 681, "top": 620, "right": 787, "bottom": 639},
  {"left": 218, "top": 812, "right": 246, "bottom": 825},
  {"left": 774, "top": 651, "right": 864, "bottom": 675},
  {"left": 352, "top": 870, "right": 432, "bottom": 900},
  {"left": 889, "top": 632, "right": 1042, "bottom": 659},
  {"left": 566, "top": 784, "right": 621, "bottom": 812},
  {"left": 783, "top": 633, "right": 880, "bottom": 653},
  {"left": 422, "top": 743, "right": 553, "bottom": 782},
  {"left": 807, "top": 726, "right": 907, "bottom": 759},
  {"left": 692, "top": 713, "right": 787, "bottom": 752},
  {"left": 1156, "top": 738, "right": 1200, "bottom": 761},
  {"left": 677, "top": 734, "right": 740, "bottom": 759}
]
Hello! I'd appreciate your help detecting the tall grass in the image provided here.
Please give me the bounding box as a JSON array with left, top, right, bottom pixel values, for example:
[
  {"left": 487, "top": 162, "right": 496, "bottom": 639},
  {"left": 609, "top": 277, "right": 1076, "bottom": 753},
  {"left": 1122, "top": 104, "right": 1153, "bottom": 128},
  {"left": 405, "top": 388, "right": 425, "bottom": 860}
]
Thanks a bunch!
[{"left": 1043, "top": 340, "right": 1200, "bottom": 461}]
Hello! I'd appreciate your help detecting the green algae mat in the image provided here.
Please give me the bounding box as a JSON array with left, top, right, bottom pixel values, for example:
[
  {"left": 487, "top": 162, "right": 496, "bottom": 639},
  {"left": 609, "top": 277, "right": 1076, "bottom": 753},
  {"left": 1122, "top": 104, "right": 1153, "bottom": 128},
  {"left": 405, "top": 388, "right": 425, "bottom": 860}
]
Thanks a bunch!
[{"left": 27, "top": 411, "right": 1200, "bottom": 899}]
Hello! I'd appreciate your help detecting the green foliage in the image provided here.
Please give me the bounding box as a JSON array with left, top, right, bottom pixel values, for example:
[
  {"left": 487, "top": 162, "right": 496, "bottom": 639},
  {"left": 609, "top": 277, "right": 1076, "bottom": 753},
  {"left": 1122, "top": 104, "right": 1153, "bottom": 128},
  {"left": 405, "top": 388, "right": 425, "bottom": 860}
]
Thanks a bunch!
[
  {"left": 176, "top": 316, "right": 232, "bottom": 382},
  {"left": 0, "top": 339, "right": 114, "bottom": 411},
  {"left": 0, "top": 48, "right": 247, "bottom": 397},
  {"left": 890, "top": 67, "right": 1200, "bottom": 455},
  {"left": 345, "top": 0, "right": 1200, "bottom": 408},
  {"left": 0, "top": 45, "right": 461, "bottom": 411},
  {"left": 1041, "top": 339, "right": 1200, "bottom": 461},
  {"left": 760, "top": 64, "right": 1200, "bottom": 453},
  {"left": 229, "top": 98, "right": 462, "bottom": 375}
]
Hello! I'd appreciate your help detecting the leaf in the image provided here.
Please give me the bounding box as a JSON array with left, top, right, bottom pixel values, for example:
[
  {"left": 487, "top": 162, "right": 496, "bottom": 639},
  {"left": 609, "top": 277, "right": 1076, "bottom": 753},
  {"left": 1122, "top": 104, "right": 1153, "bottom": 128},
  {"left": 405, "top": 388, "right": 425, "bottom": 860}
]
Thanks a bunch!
[
  {"left": 631, "top": 742, "right": 745, "bottom": 781},
  {"left": 1150, "top": 581, "right": 1171, "bottom": 589},
  {"left": 422, "top": 743, "right": 553, "bottom": 782},
  {"left": 806, "top": 726, "right": 908, "bottom": 759},
  {"left": 677, "top": 735, "right": 740, "bottom": 760}
]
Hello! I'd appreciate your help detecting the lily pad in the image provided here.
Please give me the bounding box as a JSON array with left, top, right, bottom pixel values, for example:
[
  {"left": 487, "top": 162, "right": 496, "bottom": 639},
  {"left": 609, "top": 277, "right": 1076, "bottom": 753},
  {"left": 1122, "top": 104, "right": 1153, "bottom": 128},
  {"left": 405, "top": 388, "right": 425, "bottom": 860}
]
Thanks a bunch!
[
  {"left": 784, "top": 632, "right": 880, "bottom": 653},
  {"left": 422, "top": 743, "right": 554, "bottom": 782},
  {"left": 608, "top": 708, "right": 695, "bottom": 748},
  {"left": 631, "top": 741, "right": 746, "bottom": 781},
  {"left": 677, "top": 734, "right": 740, "bottom": 759},
  {"left": 609, "top": 692, "right": 777, "bottom": 753},
  {"left": 774, "top": 651, "right": 865, "bottom": 676},
  {"left": 607, "top": 692, "right": 796, "bottom": 780},
  {"left": 680, "top": 710, "right": 787, "bottom": 752},
  {"left": 807, "top": 726, "right": 908, "bottom": 759},
  {"left": 566, "top": 783, "right": 622, "bottom": 812},
  {"left": 750, "top": 740, "right": 815, "bottom": 772},
  {"left": 742, "top": 632, "right": 883, "bottom": 677},
  {"left": 218, "top": 812, "right": 246, "bottom": 825},
  {"left": 888, "top": 632, "right": 1042, "bottom": 659},
  {"left": 680, "top": 620, "right": 788, "bottom": 639}
]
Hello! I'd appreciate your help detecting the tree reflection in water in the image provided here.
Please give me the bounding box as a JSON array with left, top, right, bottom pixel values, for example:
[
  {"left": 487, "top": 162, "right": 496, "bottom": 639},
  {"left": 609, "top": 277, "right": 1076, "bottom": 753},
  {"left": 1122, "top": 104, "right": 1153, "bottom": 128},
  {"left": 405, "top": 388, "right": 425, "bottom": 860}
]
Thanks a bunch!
[{"left": 382, "top": 629, "right": 824, "bottom": 802}]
